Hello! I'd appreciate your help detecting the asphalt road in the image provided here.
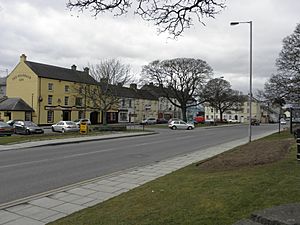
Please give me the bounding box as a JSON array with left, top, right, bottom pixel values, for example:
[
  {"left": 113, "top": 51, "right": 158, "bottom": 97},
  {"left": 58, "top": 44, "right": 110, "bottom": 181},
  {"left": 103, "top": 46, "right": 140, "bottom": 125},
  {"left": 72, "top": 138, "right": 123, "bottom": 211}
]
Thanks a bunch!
[{"left": 0, "top": 124, "right": 279, "bottom": 205}]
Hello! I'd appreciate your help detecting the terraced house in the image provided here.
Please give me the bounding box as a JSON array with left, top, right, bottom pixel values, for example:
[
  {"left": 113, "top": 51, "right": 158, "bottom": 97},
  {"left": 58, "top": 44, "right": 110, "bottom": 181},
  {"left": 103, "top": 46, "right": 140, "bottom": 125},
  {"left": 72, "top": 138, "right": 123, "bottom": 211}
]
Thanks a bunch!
[{"left": 2, "top": 54, "right": 159, "bottom": 125}]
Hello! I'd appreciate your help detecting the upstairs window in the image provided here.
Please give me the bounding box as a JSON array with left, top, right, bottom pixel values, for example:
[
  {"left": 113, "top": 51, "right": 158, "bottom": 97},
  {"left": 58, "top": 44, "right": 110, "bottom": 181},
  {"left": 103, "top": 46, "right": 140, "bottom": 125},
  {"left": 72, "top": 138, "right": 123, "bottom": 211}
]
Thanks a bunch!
[
  {"left": 65, "top": 85, "right": 69, "bottom": 93},
  {"left": 48, "top": 83, "right": 53, "bottom": 91},
  {"left": 48, "top": 95, "right": 53, "bottom": 105},
  {"left": 64, "top": 96, "right": 69, "bottom": 106},
  {"left": 76, "top": 97, "right": 83, "bottom": 106}
]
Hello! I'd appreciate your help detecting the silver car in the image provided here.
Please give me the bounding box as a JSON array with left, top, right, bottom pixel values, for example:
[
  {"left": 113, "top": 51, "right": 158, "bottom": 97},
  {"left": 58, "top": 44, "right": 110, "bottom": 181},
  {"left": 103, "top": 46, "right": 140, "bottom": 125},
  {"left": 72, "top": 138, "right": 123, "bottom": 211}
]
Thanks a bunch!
[
  {"left": 14, "top": 121, "right": 44, "bottom": 135},
  {"left": 51, "top": 121, "right": 79, "bottom": 133},
  {"left": 168, "top": 120, "right": 195, "bottom": 130}
]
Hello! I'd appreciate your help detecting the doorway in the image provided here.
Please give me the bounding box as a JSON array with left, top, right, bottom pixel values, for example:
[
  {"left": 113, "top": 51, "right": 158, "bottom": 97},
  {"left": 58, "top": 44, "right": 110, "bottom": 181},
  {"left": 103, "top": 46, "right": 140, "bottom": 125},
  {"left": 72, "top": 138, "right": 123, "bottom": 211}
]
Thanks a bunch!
[{"left": 62, "top": 110, "right": 71, "bottom": 121}]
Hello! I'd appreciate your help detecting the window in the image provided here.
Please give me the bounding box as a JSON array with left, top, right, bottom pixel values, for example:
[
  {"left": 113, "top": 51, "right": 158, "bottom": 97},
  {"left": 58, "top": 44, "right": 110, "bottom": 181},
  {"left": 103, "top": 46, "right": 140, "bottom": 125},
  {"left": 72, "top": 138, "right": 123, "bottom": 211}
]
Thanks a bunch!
[
  {"left": 211, "top": 108, "right": 213, "bottom": 113},
  {"left": 121, "top": 98, "right": 125, "bottom": 107},
  {"left": 78, "top": 111, "right": 85, "bottom": 119},
  {"left": 25, "top": 112, "right": 31, "bottom": 121},
  {"left": 48, "top": 83, "right": 53, "bottom": 91},
  {"left": 75, "top": 97, "right": 82, "bottom": 106},
  {"left": 65, "top": 85, "right": 69, "bottom": 92},
  {"left": 64, "top": 96, "right": 69, "bottom": 106},
  {"left": 120, "top": 112, "right": 128, "bottom": 121},
  {"left": 48, "top": 95, "right": 53, "bottom": 105},
  {"left": 129, "top": 99, "right": 132, "bottom": 108},
  {"left": 47, "top": 111, "right": 54, "bottom": 123}
]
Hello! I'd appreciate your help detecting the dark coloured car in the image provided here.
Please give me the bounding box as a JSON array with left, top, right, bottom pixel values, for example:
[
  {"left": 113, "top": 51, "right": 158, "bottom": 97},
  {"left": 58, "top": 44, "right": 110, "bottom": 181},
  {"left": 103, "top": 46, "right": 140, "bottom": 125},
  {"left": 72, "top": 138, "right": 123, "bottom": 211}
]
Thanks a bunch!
[
  {"left": 14, "top": 121, "right": 44, "bottom": 135},
  {"left": 156, "top": 118, "right": 168, "bottom": 124},
  {"left": 251, "top": 119, "right": 260, "bottom": 126},
  {"left": 0, "top": 122, "right": 14, "bottom": 136}
]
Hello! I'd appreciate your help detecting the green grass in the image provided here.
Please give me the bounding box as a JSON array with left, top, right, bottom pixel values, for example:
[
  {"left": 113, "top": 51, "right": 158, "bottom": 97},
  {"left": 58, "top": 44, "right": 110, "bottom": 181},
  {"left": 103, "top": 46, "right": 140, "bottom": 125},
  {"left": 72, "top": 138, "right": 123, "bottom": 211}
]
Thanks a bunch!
[
  {"left": 0, "top": 129, "right": 145, "bottom": 145},
  {"left": 49, "top": 132, "right": 300, "bottom": 225}
]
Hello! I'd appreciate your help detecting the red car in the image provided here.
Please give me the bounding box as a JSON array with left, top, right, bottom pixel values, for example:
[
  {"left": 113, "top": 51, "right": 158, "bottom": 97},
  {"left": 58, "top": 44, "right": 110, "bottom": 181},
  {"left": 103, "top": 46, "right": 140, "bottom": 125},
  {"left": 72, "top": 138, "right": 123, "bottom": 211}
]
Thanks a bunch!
[{"left": 194, "top": 116, "right": 205, "bottom": 124}]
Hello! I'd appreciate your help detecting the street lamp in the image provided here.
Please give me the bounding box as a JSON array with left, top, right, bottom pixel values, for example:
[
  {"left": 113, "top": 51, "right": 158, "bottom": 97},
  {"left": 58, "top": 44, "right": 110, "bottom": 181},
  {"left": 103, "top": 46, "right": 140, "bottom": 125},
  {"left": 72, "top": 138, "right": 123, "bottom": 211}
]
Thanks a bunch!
[{"left": 230, "top": 21, "right": 253, "bottom": 142}]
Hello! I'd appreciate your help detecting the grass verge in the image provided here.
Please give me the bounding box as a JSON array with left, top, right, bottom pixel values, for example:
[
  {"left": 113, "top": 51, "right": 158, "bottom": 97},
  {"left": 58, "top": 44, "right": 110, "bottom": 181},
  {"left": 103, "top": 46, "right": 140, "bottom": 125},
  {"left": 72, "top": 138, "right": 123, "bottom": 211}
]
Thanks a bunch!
[
  {"left": 0, "top": 129, "right": 146, "bottom": 145},
  {"left": 49, "top": 131, "right": 299, "bottom": 225}
]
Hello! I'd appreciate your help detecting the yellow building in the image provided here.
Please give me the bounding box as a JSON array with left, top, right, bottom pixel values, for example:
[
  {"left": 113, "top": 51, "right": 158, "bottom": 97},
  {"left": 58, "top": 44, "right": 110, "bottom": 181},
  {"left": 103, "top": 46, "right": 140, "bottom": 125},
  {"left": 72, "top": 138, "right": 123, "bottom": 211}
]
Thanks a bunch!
[{"left": 6, "top": 54, "right": 101, "bottom": 125}]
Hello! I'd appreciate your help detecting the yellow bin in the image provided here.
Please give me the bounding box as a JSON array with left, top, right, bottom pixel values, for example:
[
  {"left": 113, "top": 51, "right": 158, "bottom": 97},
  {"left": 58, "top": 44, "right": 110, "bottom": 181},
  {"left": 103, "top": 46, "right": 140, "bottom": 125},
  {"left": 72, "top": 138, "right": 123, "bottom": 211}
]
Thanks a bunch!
[{"left": 80, "top": 122, "right": 88, "bottom": 134}]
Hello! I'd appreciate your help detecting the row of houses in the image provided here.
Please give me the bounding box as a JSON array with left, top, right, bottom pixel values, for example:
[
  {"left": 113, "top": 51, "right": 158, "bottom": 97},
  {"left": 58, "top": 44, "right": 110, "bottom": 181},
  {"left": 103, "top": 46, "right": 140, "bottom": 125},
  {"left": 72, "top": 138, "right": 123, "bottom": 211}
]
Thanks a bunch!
[
  {"left": 0, "top": 54, "right": 185, "bottom": 125},
  {"left": 0, "top": 54, "right": 280, "bottom": 125}
]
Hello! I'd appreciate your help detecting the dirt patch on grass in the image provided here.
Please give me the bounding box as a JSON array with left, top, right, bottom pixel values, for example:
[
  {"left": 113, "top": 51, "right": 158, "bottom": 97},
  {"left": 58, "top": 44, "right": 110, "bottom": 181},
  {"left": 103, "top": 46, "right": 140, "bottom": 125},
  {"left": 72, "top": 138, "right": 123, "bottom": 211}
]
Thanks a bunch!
[{"left": 196, "top": 138, "right": 294, "bottom": 171}]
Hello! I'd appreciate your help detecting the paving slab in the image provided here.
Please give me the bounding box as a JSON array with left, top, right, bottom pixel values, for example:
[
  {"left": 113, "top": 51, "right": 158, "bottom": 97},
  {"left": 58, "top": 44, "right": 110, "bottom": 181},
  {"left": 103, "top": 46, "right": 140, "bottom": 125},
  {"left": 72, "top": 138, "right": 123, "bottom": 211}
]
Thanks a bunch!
[{"left": 0, "top": 210, "right": 22, "bottom": 224}]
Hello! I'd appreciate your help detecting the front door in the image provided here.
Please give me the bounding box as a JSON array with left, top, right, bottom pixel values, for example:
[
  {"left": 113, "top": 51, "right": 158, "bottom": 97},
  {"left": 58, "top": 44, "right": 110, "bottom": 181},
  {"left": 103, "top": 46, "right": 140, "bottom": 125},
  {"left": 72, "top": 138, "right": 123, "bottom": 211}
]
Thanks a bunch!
[{"left": 62, "top": 110, "right": 71, "bottom": 121}]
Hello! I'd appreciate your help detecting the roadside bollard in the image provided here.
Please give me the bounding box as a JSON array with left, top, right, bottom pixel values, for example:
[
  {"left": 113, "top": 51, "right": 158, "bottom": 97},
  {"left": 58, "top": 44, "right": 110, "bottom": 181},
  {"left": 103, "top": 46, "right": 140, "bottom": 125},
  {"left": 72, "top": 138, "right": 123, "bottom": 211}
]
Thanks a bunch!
[{"left": 296, "top": 129, "right": 300, "bottom": 161}]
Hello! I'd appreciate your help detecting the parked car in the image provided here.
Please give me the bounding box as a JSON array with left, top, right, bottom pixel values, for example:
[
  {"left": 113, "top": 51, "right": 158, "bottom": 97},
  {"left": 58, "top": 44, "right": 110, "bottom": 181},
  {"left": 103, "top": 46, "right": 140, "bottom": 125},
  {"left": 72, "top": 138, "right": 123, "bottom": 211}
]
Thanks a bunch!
[
  {"left": 6, "top": 119, "right": 23, "bottom": 127},
  {"left": 52, "top": 121, "right": 79, "bottom": 133},
  {"left": 168, "top": 120, "right": 195, "bottom": 130},
  {"left": 141, "top": 117, "right": 157, "bottom": 125},
  {"left": 280, "top": 119, "right": 287, "bottom": 125},
  {"left": 251, "top": 119, "right": 260, "bottom": 126},
  {"left": 0, "top": 121, "right": 15, "bottom": 136},
  {"left": 194, "top": 116, "right": 205, "bottom": 124},
  {"left": 74, "top": 118, "right": 91, "bottom": 127},
  {"left": 204, "top": 119, "right": 215, "bottom": 125},
  {"left": 168, "top": 118, "right": 180, "bottom": 124},
  {"left": 156, "top": 118, "right": 168, "bottom": 124},
  {"left": 14, "top": 121, "right": 44, "bottom": 135},
  {"left": 228, "top": 119, "right": 239, "bottom": 123}
]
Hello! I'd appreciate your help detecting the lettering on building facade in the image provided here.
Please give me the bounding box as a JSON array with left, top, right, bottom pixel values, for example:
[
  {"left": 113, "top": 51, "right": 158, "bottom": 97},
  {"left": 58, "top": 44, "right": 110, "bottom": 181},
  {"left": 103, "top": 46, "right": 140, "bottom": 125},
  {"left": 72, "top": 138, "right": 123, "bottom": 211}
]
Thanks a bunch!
[{"left": 12, "top": 74, "right": 31, "bottom": 81}]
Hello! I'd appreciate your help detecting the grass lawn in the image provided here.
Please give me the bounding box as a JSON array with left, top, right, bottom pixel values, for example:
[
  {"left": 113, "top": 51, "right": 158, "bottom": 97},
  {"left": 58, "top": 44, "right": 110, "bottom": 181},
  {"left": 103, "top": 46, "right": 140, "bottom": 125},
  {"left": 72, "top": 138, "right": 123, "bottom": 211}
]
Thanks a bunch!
[
  {"left": 48, "top": 131, "right": 300, "bottom": 225},
  {"left": 0, "top": 129, "right": 145, "bottom": 145}
]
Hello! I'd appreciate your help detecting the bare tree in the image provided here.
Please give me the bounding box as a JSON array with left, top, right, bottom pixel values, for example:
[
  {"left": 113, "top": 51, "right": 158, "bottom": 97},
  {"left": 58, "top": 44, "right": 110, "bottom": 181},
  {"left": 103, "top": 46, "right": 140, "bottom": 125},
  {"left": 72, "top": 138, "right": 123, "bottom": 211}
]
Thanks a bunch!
[
  {"left": 264, "top": 23, "right": 300, "bottom": 104},
  {"left": 201, "top": 78, "right": 246, "bottom": 122},
  {"left": 67, "top": 0, "right": 225, "bottom": 37},
  {"left": 77, "top": 59, "right": 133, "bottom": 125},
  {"left": 141, "top": 58, "right": 212, "bottom": 121}
]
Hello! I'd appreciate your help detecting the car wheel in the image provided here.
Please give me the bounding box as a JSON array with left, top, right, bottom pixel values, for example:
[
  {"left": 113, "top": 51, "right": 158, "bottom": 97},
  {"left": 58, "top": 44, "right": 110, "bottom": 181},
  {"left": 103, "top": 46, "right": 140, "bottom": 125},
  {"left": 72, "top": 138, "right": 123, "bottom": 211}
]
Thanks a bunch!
[
  {"left": 61, "top": 128, "right": 65, "bottom": 133},
  {"left": 172, "top": 126, "right": 177, "bottom": 130},
  {"left": 187, "top": 126, "right": 192, "bottom": 130},
  {"left": 52, "top": 127, "right": 55, "bottom": 132},
  {"left": 25, "top": 129, "right": 31, "bottom": 135}
]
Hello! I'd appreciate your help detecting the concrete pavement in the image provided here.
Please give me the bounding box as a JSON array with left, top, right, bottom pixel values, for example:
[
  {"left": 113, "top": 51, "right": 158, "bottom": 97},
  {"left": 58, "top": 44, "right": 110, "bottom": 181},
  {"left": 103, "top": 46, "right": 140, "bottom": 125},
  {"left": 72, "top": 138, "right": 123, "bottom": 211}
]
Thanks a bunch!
[{"left": 0, "top": 130, "right": 277, "bottom": 225}]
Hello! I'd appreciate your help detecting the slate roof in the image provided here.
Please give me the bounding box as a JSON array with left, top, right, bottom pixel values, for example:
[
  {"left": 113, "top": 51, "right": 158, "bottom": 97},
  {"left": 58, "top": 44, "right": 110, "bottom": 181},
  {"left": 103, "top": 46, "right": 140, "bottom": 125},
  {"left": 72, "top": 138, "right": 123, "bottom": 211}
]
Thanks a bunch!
[
  {"left": 141, "top": 84, "right": 176, "bottom": 98},
  {"left": 0, "top": 97, "right": 34, "bottom": 111},
  {"left": 113, "top": 85, "right": 158, "bottom": 100},
  {"left": 25, "top": 61, "right": 97, "bottom": 85}
]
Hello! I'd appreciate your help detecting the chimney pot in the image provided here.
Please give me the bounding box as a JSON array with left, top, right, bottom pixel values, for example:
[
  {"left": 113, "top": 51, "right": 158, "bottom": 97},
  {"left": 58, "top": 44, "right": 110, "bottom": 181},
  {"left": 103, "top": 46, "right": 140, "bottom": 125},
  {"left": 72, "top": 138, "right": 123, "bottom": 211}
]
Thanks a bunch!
[
  {"left": 84, "top": 67, "right": 89, "bottom": 74},
  {"left": 71, "top": 65, "right": 77, "bottom": 70},
  {"left": 20, "top": 54, "right": 27, "bottom": 62},
  {"left": 130, "top": 83, "right": 137, "bottom": 89}
]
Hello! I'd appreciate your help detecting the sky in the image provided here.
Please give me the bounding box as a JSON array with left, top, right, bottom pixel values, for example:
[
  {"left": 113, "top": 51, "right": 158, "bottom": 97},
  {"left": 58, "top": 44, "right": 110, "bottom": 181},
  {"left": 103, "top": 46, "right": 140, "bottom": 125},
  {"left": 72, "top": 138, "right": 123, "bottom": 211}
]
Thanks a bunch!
[{"left": 0, "top": 0, "right": 299, "bottom": 94}]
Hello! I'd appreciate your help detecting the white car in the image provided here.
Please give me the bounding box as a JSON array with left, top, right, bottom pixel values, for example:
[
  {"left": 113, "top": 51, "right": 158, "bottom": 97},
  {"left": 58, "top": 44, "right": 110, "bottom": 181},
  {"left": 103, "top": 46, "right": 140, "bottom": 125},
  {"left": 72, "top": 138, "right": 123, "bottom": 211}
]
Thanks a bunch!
[
  {"left": 141, "top": 117, "right": 157, "bottom": 125},
  {"left": 228, "top": 119, "right": 239, "bottom": 123},
  {"left": 168, "top": 120, "right": 195, "bottom": 130},
  {"left": 52, "top": 121, "right": 79, "bottom": 133},
  {"left": 280, "top": 119, "right": 287, "bottom": 125},
  {"left": 74, "top": 118, "right": 91, "bottom": 127}
]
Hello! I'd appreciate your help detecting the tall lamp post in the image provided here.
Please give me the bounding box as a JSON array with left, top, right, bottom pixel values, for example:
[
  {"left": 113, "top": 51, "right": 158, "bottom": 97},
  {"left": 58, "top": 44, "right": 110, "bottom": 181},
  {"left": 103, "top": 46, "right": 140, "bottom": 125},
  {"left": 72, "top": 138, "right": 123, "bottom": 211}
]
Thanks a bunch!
[{"left": 230, "top": 21, "right": 253, "bottom": 142}]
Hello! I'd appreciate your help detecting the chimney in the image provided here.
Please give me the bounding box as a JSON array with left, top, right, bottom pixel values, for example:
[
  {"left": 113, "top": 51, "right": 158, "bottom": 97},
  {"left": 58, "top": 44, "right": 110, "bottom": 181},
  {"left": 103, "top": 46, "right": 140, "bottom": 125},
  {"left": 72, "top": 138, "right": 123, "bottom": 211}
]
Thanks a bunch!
[
  {"left": 71, "top": 64, "right": 77, "bottom": 70},
  {"left": 20, "top": 54, "right": 27, "bottom": 62},
  {"left": 130, "top": 83, "right": 137, "bottom": 89},
  {"left": 84, "top": 67, "right": 89, "bottom": 74}
]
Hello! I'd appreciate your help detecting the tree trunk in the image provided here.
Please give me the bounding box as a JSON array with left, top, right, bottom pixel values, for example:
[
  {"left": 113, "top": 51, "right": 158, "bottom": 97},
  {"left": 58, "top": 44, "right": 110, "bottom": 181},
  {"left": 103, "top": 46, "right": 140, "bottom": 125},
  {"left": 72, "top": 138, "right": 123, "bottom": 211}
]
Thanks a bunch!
[
  {"left": 220, "top": 110, "right": 223, "bottom": 122},
  {"left": 181, "top": 107, "right": 187, "bottom": 122},
  {"left": 102, "top": 111, "right": 107, "bottom": 125}
]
